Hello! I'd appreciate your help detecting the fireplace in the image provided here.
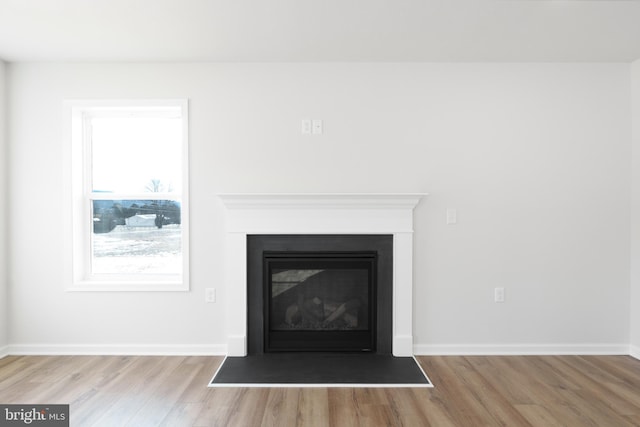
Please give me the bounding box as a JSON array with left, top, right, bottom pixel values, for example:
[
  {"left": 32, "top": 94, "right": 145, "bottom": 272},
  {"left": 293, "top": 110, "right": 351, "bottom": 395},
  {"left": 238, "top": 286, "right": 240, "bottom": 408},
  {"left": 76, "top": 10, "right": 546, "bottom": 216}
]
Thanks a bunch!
[
  {"left": 219, "top": 193, "right": 426, "bottom": 357},
  {"left": 266, "top": 251, "right": 376, "bottom": 352},
  {"left": 247, "top": 235, "right": 393, "bottom": 354}
]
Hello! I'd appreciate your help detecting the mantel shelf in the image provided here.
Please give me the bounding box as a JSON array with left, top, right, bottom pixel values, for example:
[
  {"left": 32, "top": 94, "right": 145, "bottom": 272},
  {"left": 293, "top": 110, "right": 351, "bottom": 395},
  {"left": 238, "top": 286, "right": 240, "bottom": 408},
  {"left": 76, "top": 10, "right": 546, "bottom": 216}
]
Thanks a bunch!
[{"left": 218, "top": 193, "right": 428, "bottom": 210}]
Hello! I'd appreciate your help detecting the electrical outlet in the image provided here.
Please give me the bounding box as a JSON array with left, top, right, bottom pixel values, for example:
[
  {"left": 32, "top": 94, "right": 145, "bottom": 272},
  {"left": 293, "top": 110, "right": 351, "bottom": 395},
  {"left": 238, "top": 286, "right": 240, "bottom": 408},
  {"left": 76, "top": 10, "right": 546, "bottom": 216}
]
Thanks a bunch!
[
  {"left": 494, "top": 287, "right": 505, "bottom": 303},
  {"left": 205, "top": 288, "right": 216, "bottom": 303}
]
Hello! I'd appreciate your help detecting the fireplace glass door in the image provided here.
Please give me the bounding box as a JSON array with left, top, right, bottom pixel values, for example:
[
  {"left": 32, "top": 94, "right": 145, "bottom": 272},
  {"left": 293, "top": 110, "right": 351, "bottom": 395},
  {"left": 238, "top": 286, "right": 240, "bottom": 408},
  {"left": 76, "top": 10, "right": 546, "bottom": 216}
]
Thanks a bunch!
[{"left": 264, "top": 252, "right": 376, "bottom": 352}]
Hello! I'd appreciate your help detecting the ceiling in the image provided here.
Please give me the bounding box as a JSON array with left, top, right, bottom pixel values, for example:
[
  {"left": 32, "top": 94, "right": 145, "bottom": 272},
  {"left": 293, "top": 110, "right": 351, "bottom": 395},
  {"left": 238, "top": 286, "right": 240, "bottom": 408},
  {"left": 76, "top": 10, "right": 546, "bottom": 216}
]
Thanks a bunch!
[{"left": 1, "top": 0, "right": 640, "bottom": 63}]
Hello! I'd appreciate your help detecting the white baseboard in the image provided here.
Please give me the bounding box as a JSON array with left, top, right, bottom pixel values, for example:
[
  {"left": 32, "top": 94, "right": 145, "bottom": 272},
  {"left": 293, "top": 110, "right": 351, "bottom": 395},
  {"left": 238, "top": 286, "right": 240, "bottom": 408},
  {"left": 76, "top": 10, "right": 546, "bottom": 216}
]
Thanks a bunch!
[
  {"left": 7, "top": 343, "right": 227, "bottom": 356},
  {"left": 630, "top": 345, "right": 640, "bottom": 360},
  {"left": 4, "top": 343, "right": 636, "bottom": 358},
  {"left": 414, "top": 343, "right": 630, "bottom": 356}
]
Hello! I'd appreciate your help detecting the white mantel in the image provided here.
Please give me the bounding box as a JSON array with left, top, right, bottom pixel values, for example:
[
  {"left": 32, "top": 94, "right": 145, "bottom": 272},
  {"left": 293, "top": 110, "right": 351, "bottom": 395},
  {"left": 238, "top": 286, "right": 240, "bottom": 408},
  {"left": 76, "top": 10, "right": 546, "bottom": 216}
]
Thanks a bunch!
[{"left": 219, "top": 193, "right": 426, "bottom": 357}]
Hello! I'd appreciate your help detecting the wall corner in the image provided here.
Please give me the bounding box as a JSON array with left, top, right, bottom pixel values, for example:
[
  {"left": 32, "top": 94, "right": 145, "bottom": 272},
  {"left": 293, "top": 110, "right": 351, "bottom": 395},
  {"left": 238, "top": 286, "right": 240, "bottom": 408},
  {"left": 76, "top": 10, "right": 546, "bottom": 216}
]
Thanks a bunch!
[{"left": 630, "top": 59, "right": 640, "bottom": 354}]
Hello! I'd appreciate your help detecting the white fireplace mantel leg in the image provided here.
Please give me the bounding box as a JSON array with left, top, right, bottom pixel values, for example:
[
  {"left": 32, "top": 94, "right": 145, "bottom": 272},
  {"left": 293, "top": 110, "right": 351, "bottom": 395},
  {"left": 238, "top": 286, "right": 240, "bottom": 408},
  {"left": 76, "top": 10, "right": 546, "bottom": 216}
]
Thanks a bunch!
[
  {"left": 225, "top": 232, "right": 248, "bottom": 356},
  {"left": 392, "top": 232, "right": 414, "bottom": 357}
]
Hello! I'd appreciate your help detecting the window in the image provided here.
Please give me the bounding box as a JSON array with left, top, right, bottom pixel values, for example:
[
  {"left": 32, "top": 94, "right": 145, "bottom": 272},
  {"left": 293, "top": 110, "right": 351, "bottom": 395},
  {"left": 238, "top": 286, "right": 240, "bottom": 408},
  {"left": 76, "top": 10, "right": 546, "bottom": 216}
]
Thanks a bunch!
[{"left": 64, "top": 100, "right": 189, "bottom": 291}]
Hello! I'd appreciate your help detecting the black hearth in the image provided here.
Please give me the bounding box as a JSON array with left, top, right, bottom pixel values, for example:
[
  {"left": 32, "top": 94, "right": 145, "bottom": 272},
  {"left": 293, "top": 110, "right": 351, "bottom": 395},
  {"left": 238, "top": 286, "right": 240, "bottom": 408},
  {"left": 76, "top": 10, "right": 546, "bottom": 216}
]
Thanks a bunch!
[{"left": 247, "top": 235, "right": 393, "bottom": 354}]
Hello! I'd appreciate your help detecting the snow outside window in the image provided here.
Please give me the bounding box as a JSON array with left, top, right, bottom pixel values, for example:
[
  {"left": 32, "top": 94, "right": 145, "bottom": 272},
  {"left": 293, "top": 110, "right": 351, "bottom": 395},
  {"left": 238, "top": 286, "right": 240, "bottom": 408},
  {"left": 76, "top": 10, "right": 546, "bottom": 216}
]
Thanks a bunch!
[{"left": 64, "top": 100, "right": 189, "bottom": 291}]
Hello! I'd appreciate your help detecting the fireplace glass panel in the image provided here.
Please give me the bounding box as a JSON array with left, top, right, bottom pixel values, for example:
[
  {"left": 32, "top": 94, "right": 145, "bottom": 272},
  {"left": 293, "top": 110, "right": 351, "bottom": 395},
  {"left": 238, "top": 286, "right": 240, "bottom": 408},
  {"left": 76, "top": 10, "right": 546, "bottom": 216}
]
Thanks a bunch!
[
  {"left": 264, "top": 252, "right": 376, "bottom": 352},
  {"left": 271, "top": 268, "right": 369, "bottom": 331}
]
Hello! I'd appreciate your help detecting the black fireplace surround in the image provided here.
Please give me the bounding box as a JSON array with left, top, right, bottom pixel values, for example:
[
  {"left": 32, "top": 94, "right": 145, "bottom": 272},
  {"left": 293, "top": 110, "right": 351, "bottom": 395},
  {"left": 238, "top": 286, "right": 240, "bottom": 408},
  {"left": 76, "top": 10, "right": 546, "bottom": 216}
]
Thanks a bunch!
[{"left": 247, "top": 235, "right": 393, "bottom": 355}]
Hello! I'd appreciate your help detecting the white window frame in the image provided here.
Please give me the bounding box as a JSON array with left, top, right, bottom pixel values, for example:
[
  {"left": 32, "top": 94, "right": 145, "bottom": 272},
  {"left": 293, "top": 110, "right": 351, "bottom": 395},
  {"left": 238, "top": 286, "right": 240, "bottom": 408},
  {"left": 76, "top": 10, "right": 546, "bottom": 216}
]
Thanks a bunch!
[{"left": 63, "top": 99, "right": 189, "bottom": 291}]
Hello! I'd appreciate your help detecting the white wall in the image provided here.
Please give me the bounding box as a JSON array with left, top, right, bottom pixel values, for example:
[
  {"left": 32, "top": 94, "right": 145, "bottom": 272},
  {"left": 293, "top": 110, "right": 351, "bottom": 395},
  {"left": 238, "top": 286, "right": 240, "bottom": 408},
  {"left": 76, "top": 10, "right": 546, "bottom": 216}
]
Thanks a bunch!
[
  {"left": 6, "top": 62, "right": 632, "bottom": 354},
  {"left": 631, "top": 60, "right": 640, "bottom": 359},
  {"left": 0, "top": 60, "right": 7, "bottom": 356}
]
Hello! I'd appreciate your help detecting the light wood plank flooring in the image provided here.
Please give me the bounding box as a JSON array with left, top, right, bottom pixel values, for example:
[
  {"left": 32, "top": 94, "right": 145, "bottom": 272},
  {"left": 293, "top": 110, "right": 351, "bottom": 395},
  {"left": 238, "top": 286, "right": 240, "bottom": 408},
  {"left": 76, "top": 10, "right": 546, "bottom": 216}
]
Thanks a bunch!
[{"left": 0, "top": 355, "right": 639, "bottom": 426}]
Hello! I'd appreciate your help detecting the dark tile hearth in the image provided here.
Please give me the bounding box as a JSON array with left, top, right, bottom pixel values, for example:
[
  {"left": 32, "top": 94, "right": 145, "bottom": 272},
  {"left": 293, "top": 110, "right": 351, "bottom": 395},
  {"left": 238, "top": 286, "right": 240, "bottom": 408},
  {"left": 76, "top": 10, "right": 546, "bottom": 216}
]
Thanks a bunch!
[{"left": 209, "top": 353, "right": 432, "bottom": 387}]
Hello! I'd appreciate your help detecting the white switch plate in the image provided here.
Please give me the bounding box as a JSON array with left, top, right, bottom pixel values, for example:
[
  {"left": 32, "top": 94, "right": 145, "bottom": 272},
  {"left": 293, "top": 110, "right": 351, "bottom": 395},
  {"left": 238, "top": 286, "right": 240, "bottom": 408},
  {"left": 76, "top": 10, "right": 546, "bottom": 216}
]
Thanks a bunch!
[
  {"left": 494, "top": 287, "right": 505, "bottom": 303},
  {"left": 446, "top": 208, "right": 457, "bottom": 224},
  {"left": 301, "top": 119, "right": 312, "bottom": 134},
  {"left": 312, "top": 119, "right": 323, "bottom": 135},
  {"left": 205, "top": 288, "right": 216, "bottom": 303}
]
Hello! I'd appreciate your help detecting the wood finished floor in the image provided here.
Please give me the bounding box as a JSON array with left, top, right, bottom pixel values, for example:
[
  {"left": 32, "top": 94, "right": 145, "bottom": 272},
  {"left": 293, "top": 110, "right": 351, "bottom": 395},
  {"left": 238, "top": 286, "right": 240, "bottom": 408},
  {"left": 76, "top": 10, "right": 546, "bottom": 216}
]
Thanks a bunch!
[{"left": 0, "top": 355, "right": 639, "bottom": 426}]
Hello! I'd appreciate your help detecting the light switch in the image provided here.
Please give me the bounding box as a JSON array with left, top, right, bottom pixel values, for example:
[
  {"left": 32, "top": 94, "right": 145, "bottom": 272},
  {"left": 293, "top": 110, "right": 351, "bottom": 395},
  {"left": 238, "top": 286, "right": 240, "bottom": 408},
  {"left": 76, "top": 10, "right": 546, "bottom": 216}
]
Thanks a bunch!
[
  {"left": 312, "top": 119, "right": 323, "bottom": 135},
  {"left": 301, "top": 119, "right": 312, "bottom": 134},
  {"left": 446, "top": 208, "right": 457, "bottom": 225}
]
